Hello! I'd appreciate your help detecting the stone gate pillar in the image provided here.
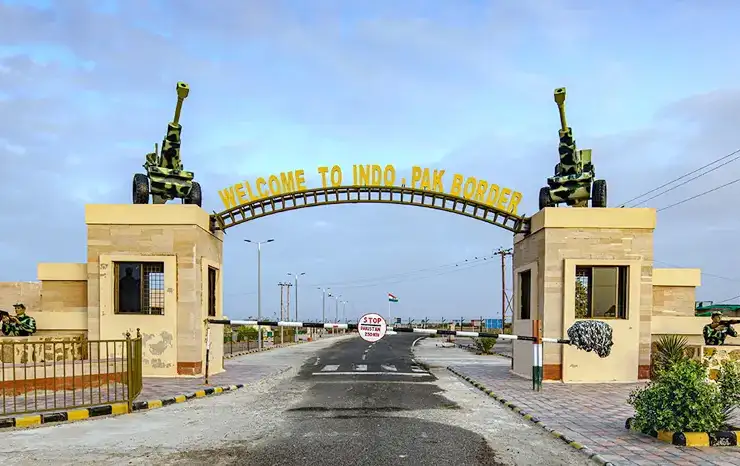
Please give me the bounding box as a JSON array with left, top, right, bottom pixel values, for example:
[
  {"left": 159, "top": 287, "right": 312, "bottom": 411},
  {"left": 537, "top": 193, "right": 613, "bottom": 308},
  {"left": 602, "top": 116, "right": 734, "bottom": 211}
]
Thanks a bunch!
[
  {"left": 85, "top": 204, "right": 224, "bottom": 377},
  {"left": 511, "top": 207, "right": 656, "bottom": 383}
]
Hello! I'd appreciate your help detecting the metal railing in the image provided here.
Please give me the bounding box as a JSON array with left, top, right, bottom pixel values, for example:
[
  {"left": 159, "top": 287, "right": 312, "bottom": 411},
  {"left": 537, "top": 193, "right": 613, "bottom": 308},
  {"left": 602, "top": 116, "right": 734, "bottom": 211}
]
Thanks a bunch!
[{"left": 0, "top": 330, "right": 143, "bottom": 417}]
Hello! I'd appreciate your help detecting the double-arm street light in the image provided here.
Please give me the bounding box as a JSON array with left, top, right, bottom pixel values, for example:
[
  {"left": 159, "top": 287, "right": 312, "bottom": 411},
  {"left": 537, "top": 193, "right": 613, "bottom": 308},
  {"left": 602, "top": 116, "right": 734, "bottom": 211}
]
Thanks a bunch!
[{"left": 245, "top": 238, "right": 274, "bottom": 350}]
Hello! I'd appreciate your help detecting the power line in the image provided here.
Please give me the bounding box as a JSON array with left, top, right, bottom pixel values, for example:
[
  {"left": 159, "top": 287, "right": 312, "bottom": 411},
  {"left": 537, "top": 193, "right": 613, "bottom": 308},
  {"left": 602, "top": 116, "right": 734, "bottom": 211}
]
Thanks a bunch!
[
  {"left": 717, "top": 294, "right": 740, "bottom": 304},
  {"left": 225, "top": 254, "right": 498, "bottom": 296},
  {"left": 630, "top": 153, "right": 740, "bottom": 207},
  {"left": 618, "top": 147, "right": 740, "bottom": 207},
  {"left": 656, "top": 177, "right": 740, "bottom": 212},
  {"left": 305, "top": 254, "right": 496, "bottom": 288}
]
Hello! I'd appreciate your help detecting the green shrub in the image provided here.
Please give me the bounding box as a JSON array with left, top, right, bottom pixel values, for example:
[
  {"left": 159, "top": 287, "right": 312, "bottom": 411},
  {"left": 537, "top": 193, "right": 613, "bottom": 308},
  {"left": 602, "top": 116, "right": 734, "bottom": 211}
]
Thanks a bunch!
[
  {"left": 651, "top": 334, "right": 690, "bottom": 379},
  {"left": 236, "top": 326, "right": 258, "bottom": 342},
  {"left": 717, "top": 360, "right": 740, "bottom": 426},
  {"left": 628, "top": 358, "right": 726, "bottom": 433},
  {"left": 473, "top": 337, "right": 497, "bottom": 354}
]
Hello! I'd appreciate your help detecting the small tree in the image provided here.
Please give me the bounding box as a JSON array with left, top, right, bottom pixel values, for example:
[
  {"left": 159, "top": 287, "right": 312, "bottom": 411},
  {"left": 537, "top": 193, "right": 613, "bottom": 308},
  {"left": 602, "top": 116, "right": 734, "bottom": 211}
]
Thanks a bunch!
[
  {"left": 236, "top": 326, "right": 258, "bottom": 342},
  {"left": 575, "top": 279, "right": 589, "bottom": 318}
]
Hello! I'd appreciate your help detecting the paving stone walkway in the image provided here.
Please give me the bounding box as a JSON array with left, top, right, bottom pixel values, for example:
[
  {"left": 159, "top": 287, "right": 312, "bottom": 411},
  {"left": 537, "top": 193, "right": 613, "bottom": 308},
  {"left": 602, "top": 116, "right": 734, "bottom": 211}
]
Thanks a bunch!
[
  {"left": 1, "top": 336, "right": 350, "bottom": 418},
  {"left": 451, "top": 364, "right": 740, "bottom": 466}
]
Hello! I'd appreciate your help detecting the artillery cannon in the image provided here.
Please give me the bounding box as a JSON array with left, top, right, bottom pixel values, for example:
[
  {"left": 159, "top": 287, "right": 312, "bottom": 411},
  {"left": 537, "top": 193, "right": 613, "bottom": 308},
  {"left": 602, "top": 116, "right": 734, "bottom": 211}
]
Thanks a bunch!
[
  {"left": 133, "top": 81, "right": 202, "bottom": 207},
  {"left": 538, "top": 87, "right": 606, "bottom": 210}
]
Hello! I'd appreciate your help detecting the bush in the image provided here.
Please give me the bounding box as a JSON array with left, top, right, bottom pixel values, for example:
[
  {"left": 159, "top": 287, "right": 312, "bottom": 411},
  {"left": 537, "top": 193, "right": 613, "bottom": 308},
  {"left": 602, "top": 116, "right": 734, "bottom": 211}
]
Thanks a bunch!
[
  {"left": 473, "top": 337, "right": 497, "bottom": 354},
  {"left": 236, "top": 326, "right": 258, "bottom": 342},
  {"left": 629, "top": 358, "right": 729, "bottom": 433},
  {"left": 651, "top": 334, "right": 690, "bottom": 379},
  {"left": 717, "top": 360, "right": 740, "bottom": 426}
]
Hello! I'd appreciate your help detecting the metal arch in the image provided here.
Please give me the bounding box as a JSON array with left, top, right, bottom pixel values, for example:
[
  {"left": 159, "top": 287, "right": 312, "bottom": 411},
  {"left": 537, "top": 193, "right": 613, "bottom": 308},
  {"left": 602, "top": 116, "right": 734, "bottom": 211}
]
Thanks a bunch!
[{"left": 210, "top": 185, "right": 530, "bottom": 233}]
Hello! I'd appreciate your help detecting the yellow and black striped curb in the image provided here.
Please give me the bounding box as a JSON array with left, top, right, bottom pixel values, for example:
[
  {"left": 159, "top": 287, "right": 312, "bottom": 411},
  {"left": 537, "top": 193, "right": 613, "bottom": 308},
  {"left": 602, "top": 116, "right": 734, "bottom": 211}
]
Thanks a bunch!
[
  {"left": 447, "top": 367, "right": 614, "bottom": 466},
  {"left": 625, "top": 417, "right": 740, "bottom": 447},
  {"left": 0, "top": 384, "right": 245, "bottom": 431}
]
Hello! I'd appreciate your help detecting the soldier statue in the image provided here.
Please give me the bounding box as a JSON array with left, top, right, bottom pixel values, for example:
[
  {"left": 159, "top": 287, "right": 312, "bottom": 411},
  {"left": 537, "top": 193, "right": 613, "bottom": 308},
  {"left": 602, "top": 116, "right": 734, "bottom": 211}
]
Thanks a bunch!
[
  {"left": 703, "top": 311, "right": 737, "bottom": 346},
  {"left": 1, "top": 303, "right": 37, "bottom": 337}
]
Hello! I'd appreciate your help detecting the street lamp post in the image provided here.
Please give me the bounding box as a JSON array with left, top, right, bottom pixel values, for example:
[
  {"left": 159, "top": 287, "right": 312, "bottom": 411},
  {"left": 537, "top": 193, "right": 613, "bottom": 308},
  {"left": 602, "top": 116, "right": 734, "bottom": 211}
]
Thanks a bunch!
[
  {"left": 287, "top": 272, "right": 305, "bottom": 342},
  {"left": 245, "top": 238, "right": 274, "bottom": 350},
  {"left": 317, "top": 287, "right": 329, "bottom": 336},
  {"left": 328, "top": 292, "right": 340, "bottom": 334}
]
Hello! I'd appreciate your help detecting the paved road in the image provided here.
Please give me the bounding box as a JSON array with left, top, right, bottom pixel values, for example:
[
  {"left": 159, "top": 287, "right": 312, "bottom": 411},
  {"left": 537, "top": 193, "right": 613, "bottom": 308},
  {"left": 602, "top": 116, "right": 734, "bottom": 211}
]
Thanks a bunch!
[{"left": 1, "top": 334, "right": 591, "bottom": 466}]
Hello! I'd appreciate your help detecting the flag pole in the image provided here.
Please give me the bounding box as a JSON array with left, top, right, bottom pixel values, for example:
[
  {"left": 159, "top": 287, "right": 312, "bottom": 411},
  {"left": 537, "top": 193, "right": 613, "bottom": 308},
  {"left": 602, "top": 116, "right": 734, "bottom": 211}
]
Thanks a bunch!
[{"left": 388, "top": 298, "right": 391, "bottom": 324}]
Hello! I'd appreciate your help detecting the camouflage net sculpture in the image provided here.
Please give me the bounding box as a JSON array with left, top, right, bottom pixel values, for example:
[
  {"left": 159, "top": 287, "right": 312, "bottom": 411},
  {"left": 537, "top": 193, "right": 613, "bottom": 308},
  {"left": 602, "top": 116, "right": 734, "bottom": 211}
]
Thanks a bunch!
[{"left": 567, "top": 320, "right": 614, "bottom": 358}]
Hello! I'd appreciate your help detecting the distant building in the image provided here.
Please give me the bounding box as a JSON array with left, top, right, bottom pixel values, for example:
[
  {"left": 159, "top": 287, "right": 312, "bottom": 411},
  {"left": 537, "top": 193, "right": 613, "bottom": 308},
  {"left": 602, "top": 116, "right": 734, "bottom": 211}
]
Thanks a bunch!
[{"left": 695, "top": 302, "right": 740, "bottom": 318}]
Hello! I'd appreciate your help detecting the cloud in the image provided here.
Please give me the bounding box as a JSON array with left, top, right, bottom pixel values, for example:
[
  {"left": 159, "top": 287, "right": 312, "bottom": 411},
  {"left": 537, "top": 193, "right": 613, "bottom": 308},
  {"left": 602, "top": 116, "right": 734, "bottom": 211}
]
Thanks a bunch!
[{"left": 2, "top": 0, "right": 740, "bottom": 321}]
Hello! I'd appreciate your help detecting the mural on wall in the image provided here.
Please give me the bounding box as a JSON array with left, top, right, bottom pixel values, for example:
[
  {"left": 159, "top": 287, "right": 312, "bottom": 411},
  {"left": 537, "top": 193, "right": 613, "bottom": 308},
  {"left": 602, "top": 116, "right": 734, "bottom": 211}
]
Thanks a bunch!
[{"left": 0, "top": 303, "right": 37, "bottom": 337}]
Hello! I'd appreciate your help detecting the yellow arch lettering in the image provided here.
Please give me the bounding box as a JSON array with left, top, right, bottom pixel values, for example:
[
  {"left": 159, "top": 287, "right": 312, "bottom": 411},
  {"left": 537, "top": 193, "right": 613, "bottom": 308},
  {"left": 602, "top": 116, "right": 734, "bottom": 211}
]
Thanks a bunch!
[
  {"left": 218, "top": 186, "right": 238, "bottom": 209},
  {"left": 496, "top": 187, "right": 512, "bottom": 210},
  {"left": 411, "top": 166, "right": 423, "bottom": 188},
  {"left": 486, "top": 184, "right": 500, "bottom": 206},
  {"left": 462, "top": 177, "right": 476, "bottom": 199},
  {"left": 255, "top": 177, "right": 267, "bottom": 198},
  {"left": 474, "top": 180, "right": 488, "bottom": 203},
  {"left": 295, "top": 169, "right": 307, "bottom": 191},
  {"left": 507, "top": 191, "right": 522, "bottom": 215},
  {"left": 450, "top": 174, "right": 464, "bottom": 196},
  {"left": 280, "top": 172, "right": 296, "bottom": 193},
  {"left": 268, "top": 175, "right": 281, "bottom": 196}
]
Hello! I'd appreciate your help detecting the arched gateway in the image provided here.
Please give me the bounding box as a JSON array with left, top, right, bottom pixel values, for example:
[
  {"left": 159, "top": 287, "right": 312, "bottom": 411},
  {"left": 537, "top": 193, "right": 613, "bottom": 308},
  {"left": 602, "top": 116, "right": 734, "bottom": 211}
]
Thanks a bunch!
[
  {"left": 210, "top": 185, "right": 528, "bottom": 234},
  {"left": 9, "top": 83, "right": 705, "bottom": 389}
]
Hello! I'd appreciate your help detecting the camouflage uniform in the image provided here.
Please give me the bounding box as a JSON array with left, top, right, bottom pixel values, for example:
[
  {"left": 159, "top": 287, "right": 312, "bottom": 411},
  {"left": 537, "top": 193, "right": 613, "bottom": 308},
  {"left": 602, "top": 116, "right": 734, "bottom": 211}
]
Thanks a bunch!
[
  {"left": 1, "top": 303, "right": 37, "bottom": 337},
  {"left": 703, "top": 316, "right": 737, "bottom": 346}
]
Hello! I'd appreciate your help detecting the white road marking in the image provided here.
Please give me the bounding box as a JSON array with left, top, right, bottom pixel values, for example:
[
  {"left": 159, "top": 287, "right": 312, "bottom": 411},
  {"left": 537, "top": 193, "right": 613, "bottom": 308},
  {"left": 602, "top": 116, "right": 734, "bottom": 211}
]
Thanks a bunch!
[
  {"left": 311, "top": 372, "right": 430, "bottom": 377},
  {"left": 354, "top": 364, "right": 368, "bottom": 371},
  {"left": 411, "top": 366, "right": 427, "bottom": 373},
  {"left": 381, "top": 364, "right": 397, "bottom": 372},
  {"left": 314, "top": 357, "right": 320, "bottom": 366},
  {"left": 321, "top": 365, "right": 340, "bottom": 372},
  {"left": 362, "top": 354, "right": 366, "bottom": 360}
]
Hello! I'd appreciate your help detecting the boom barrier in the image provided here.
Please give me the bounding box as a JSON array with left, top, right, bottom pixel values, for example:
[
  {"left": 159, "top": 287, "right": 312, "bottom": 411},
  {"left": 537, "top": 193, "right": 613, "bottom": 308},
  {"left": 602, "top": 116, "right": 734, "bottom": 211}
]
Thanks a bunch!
[{"left": 205, "top": 318, "right": 614, "bottom": 391}]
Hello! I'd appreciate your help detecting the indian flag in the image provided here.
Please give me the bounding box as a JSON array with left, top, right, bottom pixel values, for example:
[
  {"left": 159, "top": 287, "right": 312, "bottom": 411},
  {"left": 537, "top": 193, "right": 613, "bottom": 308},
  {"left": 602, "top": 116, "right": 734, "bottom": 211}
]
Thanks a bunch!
[{"left": 388, "top": 293, "right": 398, "bottom": 303}]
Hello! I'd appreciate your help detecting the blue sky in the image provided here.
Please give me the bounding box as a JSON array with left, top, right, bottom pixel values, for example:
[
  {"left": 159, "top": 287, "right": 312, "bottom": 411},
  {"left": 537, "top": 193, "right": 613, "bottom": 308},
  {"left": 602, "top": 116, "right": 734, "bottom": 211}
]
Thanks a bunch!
[{"left": 1, "top": 0, "right": 740, "bottom": 321}]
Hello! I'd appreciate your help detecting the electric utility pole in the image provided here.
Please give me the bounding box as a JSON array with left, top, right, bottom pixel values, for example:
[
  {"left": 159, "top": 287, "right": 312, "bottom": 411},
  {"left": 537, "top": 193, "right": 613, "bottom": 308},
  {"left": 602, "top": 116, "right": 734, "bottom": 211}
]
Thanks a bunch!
[{"left": 493, "top": 247, "right": 513, "bottom": 330}]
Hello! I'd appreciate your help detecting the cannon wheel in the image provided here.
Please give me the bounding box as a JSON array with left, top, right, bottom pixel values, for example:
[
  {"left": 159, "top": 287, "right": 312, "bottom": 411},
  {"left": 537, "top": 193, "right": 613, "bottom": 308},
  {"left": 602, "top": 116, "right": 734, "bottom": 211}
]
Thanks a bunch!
[
  {"left": 185, "top": 181, "right": 202, "bottom": 207},
  {"left": 133, "top": 174, "right": 150, "bottom": 204},
  {"left": 592, "top": 179, "right": 607, "bottom": 207},
  {"left": 539, "top": 186, "right": 553, "bottom": 210}
]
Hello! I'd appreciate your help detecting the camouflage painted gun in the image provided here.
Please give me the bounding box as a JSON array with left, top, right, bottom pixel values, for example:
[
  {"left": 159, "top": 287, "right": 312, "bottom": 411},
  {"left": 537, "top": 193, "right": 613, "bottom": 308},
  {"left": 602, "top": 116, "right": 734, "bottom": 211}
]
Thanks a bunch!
[
  {"left": 538, "top": 87, "right": 607, "bottom": 210},
  {"left": 132, "top": 82, "right": 202, "bottom": 207}
]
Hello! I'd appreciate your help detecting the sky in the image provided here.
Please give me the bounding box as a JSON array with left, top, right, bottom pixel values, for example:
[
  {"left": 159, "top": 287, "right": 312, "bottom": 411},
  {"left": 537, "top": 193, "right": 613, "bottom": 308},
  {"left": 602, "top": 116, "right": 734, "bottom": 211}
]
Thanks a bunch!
[{"left": 1, "top": 0, "right": 740, "bottom": 322}]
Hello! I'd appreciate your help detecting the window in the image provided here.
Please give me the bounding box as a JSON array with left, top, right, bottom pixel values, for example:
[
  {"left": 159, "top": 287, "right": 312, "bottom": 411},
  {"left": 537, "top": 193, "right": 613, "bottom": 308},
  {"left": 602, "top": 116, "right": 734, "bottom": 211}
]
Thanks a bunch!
[
  {"left": 114, "top": 262, "right": 165, "bottom": 315},
  {"left": 575, "top": 266, "right": 628, "bottom": 319},
  {"left": 519, "top": 269, "right": 531, "bottom": 320},
  {"left": 208, "top": 266, "right": 217, "bottom": 317}
]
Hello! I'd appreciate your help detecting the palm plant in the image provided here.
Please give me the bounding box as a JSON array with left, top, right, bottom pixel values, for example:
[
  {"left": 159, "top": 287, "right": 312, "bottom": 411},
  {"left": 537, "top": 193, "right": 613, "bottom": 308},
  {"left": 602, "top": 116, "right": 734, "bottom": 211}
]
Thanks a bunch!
[{"left": 651, "top": 334, "right": 690, "bottom": 379}]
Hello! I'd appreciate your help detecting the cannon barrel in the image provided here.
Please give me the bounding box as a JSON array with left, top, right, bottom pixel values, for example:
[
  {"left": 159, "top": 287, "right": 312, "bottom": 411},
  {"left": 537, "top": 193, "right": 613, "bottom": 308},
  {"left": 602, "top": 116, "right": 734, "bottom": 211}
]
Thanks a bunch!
[
  {"left": 172, "top": 81, "right": 190, "bottom": 126},
  {"left": 553, "top": 87, "right": 568, "bottom": 132}
]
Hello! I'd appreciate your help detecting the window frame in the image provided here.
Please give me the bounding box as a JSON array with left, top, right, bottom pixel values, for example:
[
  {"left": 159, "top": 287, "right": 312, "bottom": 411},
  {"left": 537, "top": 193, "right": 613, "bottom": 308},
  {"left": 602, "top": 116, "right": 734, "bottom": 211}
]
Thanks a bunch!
[
  {"left": 113, "top": 261, "right": 166, "bottom": 316},
  {"left": 207, "top": 266, "right": 217, "bottom": 317},
  {"left": 518, "top": 269, "right": 532, "bottom": 320},
  {"left": 574, "top": 265, "right": 629, "bottom": 320}
]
